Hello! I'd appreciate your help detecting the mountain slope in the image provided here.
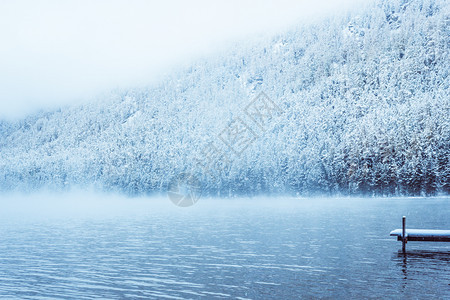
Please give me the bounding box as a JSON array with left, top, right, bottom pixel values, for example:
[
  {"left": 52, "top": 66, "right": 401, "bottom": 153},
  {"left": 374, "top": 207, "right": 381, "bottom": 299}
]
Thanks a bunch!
[{"left": 1, "top": 0, "right": 449, "bottom": 196}]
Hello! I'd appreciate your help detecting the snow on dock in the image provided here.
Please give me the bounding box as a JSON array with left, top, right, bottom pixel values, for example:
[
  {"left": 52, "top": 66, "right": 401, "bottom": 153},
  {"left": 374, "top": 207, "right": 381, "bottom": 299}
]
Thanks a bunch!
[{"left": 390, "top": 216, "right": 450, "bottom": 252}]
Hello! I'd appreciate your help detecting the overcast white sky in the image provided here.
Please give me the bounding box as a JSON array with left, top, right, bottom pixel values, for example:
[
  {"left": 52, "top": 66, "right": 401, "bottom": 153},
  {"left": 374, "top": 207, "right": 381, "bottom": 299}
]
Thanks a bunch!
[{"left": 0, "top": 0, "right": 368, "bottom": 119}]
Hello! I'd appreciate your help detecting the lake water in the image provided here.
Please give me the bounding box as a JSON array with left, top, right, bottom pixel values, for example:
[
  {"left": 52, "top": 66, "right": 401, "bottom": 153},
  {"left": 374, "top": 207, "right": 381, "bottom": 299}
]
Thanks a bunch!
[{"left": 0, "top": 195, "right": 449, "bottom": 299}]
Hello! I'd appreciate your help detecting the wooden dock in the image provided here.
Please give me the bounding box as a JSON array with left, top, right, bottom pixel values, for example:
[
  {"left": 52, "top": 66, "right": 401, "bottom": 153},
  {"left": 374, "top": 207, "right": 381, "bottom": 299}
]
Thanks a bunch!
[{"left": 390, "top": 216, "right": 450, "bottom": 252}]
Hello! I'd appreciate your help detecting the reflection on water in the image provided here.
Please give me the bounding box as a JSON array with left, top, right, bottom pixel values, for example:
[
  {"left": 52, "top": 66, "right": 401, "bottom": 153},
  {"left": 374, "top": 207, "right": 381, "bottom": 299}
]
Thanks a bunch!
[
  {"left": 0, "top": 197, "right": 449, "bottom": 299},
  {"left": 395, "top": 250, "right": 450, "bottom": 261},
  {"left": 393, "top": 250, "right": 450, "bottom": 293}
]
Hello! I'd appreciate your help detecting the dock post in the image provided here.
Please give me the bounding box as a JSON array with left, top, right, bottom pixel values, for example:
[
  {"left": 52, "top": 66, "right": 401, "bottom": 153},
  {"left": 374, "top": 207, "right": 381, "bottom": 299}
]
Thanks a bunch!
[{"left": 402, "top": 216, "right": 406, "bottom": 253}]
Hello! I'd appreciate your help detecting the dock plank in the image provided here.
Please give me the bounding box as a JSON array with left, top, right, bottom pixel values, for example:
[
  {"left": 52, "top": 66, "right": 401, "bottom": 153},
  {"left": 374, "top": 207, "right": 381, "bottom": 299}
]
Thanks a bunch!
[{"left": 390, "top": 229, "right": 450, "bottom": 242}]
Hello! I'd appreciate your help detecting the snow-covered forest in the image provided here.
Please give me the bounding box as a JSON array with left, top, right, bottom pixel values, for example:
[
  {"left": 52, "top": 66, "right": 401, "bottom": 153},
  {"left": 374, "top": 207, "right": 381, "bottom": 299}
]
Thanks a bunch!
[{"left": 0, "top": 0, "right": 448, "bottom": 196}]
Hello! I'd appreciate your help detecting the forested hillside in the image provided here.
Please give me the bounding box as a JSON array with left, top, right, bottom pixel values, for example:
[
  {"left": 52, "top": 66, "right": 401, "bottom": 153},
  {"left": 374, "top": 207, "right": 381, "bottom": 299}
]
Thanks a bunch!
[{"left": 0, "top": 0, "right": 449, "bottom": 196}]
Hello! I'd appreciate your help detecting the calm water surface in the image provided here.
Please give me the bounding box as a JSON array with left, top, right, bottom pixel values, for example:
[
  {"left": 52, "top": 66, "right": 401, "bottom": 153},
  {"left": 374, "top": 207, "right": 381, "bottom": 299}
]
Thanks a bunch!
[{"left": 0, "top": 196, "right": 449, "bottom": 299}]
